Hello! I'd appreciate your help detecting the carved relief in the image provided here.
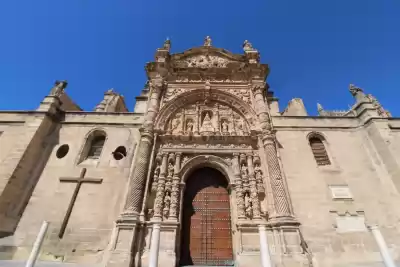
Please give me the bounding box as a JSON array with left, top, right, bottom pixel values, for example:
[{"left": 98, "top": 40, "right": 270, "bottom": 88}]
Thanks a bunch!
[
  {"left": 175, "top": 55, "right": 230, "bottom": 68},
  {"left": 228, "top": 89, "right": 251, "bottom": 105},
  {"left": 166, "top": 101, "right": 250, "bottom": 136}
]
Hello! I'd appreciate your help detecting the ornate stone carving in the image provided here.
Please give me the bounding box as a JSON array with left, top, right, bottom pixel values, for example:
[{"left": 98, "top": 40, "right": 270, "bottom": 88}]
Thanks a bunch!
[
  {"left": 254, "top": 163, "right": 265, "bottom": 193},
  {"left": 167, "top": 162, "right": 174, "bottom": 177},
  {"left": 186, "top": 119, "right": 194, "bottom": 133},
  {"left": 228, "top": 89, "right": 251, "bottom": 105},
  {"left": 243, "top": 40, "right": 256, "bottom": 52},
  {"left": 151, "top": 162, "right": 161, "bottom": 193},
  {"left": 165, "top": 100, "right": 250, "bottom": 136},
  {"left": 49, "top": 80, "right": 68, "bottom": 97},
  {"left": 366, "top": 94, "right": 392, "bottom": 118},
  {"left": 176, "top": 55, "right": 230, "bottom": 68},
  {"left": 164, "top": 87, "right": 185, "bottom": 103},
  {"left": 349, "top": 84, "right": 363, "bottom": 96}
]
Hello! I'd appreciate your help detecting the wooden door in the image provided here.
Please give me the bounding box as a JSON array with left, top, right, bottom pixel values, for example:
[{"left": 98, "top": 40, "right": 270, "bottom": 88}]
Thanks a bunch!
[{"left": 180, "top": 168, "right": 233, "bottom": 266}]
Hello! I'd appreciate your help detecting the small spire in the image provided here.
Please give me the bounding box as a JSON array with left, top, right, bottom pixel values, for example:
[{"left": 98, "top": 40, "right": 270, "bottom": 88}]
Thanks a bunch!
[
  {"left": 317, "top": 103, "right": 324, "bottom": 111},
  {"left": 204, "top": 36, "right": 212, "bottom": 47}
]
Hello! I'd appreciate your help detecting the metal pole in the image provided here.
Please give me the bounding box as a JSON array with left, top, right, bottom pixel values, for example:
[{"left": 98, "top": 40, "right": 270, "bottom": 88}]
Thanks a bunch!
[
  {"left": 367, "top": 224, "right": 397, "bottom": 267},
  {"left": 25, "top": 221, "right": 49, "bottom": 267},
  {"left": 258, "top": 225, "right": 273, "bottom": 267}
]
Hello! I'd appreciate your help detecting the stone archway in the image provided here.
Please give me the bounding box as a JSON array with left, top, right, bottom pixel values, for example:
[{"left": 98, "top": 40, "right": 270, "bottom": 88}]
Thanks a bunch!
[{"left": 179, "top": 167, "right": 234, "bottom": 266}]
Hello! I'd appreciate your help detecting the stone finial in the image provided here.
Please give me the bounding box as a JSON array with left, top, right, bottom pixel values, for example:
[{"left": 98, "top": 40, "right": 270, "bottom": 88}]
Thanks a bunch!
[
  {"left": 49, "top": 80, "right": 68, "bottom": 97},
  {"left": 317, "top": 103, "right": 324, "bottom": 112},
  {"left": 243, "top": 40, "right": 256, "bottom": 52},
  {"left": 349, "top": 84, "right": 363, "bottom": 96},
  {"left": 204, "top": 36, "right": 212, "bottom": 47},
  {"left": 163, "top": 37, "right": 171, "bottom": 51}
]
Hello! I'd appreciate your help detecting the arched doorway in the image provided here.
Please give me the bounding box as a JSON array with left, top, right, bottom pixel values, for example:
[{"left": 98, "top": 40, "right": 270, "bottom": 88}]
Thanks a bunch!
[{"left": 180, "top": 167, "right": 234, "bottom": 266}]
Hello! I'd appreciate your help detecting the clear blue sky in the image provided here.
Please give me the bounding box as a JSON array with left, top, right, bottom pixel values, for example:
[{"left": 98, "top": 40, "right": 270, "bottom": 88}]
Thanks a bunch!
[{"left": 0, "top": 0, "right": 399, "bottom": 115}]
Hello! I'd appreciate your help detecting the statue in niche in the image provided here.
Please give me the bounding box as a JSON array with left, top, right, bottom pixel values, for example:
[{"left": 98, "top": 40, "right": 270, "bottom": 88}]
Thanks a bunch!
[
  {"left": 241, "top": 164, "right": 248, "bottom": 176},
  {"left": 221, "top": 120, "right": 229, "bottom": 133},
  {"left": 201, "top": 112, "right": 214, "bottom": 132},
  {"left": 171, "top": 117, "right": 180, "bottom": 131},
  {"left": 254, "top": 164, "right": 262, "bottom": 179},
  {"left": 168, "top": 162, "right": 174, "bottom": 177},
  {"left": 244, "top": 192, "right": 253, "bottom": 218},
  {"left": 163, "top": 193, "right": 171, "bottom": 218},
  {"left": 186, "top": 119, "right": 194, "bottom": 133},
  {"left": 154, "top": 164, "right": 160, "bottom": 177},
  {"left": 236, "top": 120, "right": 244, "bottom": 135}
]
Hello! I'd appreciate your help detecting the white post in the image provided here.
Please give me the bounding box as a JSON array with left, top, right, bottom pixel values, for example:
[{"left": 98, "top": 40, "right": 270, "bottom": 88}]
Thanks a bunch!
[
  {"left": 148, "top": 223, "right": 161, "bottom": 267},
  {"left": 25, "top": 221, "right": 49, "bottom": 267},
  {"left": 258, "top": 225, "right": 273, "bottom": 267},
  {"left": 368, "top": 224, "right": 397, "bottom": 267}
]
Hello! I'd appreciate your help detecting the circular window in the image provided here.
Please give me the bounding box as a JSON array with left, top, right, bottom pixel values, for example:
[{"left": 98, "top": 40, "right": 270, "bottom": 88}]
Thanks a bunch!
[
  {"left": 113, "top": 146, "right": 127, "bottom": 160},
  {"left": 56, "top": 144, "right": 69, "bottom": 159}
]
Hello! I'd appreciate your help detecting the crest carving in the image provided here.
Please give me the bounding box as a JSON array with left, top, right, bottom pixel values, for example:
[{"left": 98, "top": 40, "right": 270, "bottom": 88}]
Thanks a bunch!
[{"left": 176, "top": 55, "right": 230, "bottom": 68}]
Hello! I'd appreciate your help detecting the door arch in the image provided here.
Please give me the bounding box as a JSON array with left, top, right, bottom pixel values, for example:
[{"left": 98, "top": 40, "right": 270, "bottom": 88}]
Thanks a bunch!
[{"left": 179, "top": 167, "right": 234, "bottom": 266}]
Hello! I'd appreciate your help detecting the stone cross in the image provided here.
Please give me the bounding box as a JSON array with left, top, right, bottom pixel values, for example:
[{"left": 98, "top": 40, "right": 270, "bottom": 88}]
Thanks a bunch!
[{"left": 58, "top": 168, "right": 103, "bottom": 238}]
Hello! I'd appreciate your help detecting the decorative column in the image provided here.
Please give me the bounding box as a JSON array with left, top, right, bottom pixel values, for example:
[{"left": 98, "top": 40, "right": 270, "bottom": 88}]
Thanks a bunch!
[
  {"left": 169, "top": 153, "right": 182, "bottom": 220},
  {"left": 251, "top": 83, "right": 292, "bottom": 220},
  {"left": 368, "top": 225, "right": 397, "bottom": 267},
  {"left": 258, "top": 225, "right": 273, "bottom": 267},
  {"left": 122, "top": 80, "right": 165, "bottom": 217},
  {"left": 148, "top": 223, "right": 161, "bottom": 267},
  {"left": 153, "top": 152, "right": 168, "bottom": 220},
  {"left": 262, "top": 135, "right": 291, "bottom": 218},
  {"left": 248, "top": 153, "right": 261, "bottom": 219},
  {"left": 233, "top": 153, "right": 245, "bottom": 219}
]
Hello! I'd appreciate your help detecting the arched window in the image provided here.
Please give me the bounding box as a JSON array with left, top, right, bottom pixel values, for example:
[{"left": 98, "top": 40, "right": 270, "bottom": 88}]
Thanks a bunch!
[
  {"left": 87, "top": 135, "right": 106, "bottom": 159},
  {"left": 309, "top": 136, "right": 331, "bottom": 166}
]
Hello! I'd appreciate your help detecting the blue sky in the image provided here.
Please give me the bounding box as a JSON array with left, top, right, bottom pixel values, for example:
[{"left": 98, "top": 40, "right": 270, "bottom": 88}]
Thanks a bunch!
[{"left": 0, "top": 0, "right": 399, "bottom": 115}]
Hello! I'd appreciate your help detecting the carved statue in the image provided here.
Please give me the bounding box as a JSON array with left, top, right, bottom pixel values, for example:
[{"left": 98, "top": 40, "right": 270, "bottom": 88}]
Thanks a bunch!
[
  {"left": 349, "top": 84, "right": 363, "bottom": 96},
  {"left": 168, "top": 162, "right": 174, "bottom": 177},
  {"left": 243, "top": 40, "right": 254, "bottom": 52},
  {"left": 163, "top": 193, "right": 171, "bottom": 218},
  {"left": 241, "top": 164, "right": 248, "bottom": 176},
  {"left": 163, "top": 37, "right": 171, "bottom": 50},
  {"left": 222, "top": 120, "right": 229, "bottom": 133},
  {"left": 244, "top": 192, "right": 253, "bottom": 218},
  {"left": 154, "top": 164, "right": 160, "bottom": 177},
  {"left": 186, "top": 120, "right": 194, "bottom": 133},
  {"left": 204, "top": 36, "right": 212, "bottom": 46},
  {"left": 171, "top": 117, "right": 180, "bottom": 131},
  {"left": 49, "top": 80, "right": 68, "bottom": 97},
  {"left": 201, "top": 112, "right": 214, "bottom": 132}
]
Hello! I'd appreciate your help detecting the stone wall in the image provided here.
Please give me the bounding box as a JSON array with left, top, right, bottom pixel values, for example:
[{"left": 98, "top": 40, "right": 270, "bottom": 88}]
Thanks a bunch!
[
  {"left": 0, "top": 113, "right": 142, "bottom": 265},
  {"left": 275, "top": 116, "right": 400, "bottom": 266}
]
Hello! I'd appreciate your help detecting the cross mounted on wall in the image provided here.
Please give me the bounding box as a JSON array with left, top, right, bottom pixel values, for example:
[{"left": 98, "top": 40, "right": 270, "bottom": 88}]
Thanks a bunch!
[{"left": 58, "top": 168, "right": 103, "bottom": 238}]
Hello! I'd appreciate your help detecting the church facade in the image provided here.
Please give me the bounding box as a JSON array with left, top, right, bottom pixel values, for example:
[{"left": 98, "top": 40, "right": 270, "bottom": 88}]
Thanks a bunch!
[{"left": 1, "top": 37, "right": 400, "bottom": 267}]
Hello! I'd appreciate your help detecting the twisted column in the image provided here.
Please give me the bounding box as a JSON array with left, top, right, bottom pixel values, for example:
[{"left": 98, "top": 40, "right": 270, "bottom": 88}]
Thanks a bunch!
[
  {"left": 122, "top": 80, "right": 164, "bottom": 218},
  {"left": 169, "top": 153, "right": 182, "bottom": 220},
  {"left": 262, "top": 135, "right": 291, "bottom": 218},
  {"left": 153, "top": 153, "right": 168, "bottom": 219},
  {"left": 251, "top": 82, "right": 292, "bottom": 219},
  {"left": 123, "top": 129, "right": 153, "bottom": 215}
]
